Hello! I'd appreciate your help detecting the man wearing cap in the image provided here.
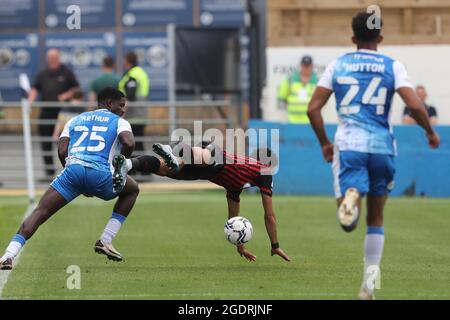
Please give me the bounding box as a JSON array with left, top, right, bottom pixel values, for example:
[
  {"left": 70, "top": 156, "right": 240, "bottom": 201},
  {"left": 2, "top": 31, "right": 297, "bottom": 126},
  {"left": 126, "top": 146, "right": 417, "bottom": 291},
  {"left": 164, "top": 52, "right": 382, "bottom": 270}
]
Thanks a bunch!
[{"left": 277, "top": 55, "right": 318, "bottom": 124}]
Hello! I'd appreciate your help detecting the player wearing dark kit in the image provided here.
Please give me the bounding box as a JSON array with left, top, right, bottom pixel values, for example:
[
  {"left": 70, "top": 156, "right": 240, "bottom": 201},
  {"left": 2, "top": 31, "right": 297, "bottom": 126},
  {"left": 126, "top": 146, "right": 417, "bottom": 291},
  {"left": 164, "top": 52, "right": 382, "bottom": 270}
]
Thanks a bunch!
[
  {"left": 170, "top": 142, "right": 273, "bottom": 203},
  {"left": 112, "top": 141, "right": 291, "bottom": 262}
]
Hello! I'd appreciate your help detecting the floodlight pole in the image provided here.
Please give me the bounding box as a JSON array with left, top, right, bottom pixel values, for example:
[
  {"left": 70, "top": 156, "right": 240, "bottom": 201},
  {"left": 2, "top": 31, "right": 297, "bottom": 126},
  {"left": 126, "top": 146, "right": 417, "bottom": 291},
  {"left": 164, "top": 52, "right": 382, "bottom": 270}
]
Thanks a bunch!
[{"left": 167, "top": 23, "right": 176, "bottom": 138}]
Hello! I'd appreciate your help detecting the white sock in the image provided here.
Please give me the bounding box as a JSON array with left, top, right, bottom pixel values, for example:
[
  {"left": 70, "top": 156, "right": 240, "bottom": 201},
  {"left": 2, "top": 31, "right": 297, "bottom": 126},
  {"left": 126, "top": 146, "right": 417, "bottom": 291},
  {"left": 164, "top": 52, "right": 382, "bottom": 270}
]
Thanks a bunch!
[
  {"left": 361, "top": 227, "right": 385, "bottom": 292},
  {"left": 126, "top": 159, "right": 133, "bottom": 172},
  {"left": 100, "top": 213, "right": 126, "bottom": 244},
  {"left": 1, "top": 234, "right": 26, "bottom": 261}
]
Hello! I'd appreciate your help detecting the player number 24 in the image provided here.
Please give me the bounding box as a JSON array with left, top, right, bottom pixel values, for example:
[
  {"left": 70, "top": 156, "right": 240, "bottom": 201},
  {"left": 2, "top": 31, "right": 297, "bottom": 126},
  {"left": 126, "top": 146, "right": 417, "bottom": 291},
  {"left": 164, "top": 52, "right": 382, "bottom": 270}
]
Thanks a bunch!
[
  {"left": 337, "top": 76, "right": 387, "bottom": 115},
  {"left": 71, "top": 126, "right": 108, "bottom": 153}
]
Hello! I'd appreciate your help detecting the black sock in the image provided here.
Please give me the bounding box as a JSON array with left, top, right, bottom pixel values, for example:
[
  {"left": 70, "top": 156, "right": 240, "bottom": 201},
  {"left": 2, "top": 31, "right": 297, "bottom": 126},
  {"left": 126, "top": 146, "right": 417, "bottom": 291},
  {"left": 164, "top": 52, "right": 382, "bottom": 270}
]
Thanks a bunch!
[{"left": 131, "top": 155, "right": 160, "bottom": 174}]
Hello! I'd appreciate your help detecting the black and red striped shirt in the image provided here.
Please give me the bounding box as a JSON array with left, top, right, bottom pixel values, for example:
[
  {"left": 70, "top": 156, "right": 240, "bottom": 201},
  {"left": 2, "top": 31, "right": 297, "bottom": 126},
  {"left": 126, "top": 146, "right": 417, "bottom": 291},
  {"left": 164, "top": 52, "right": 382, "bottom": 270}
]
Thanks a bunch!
[
  {"left": 208, "top": 151, "right": 273, "bottom": 202},
  {"left": 172, "top": 143, "right": 273, "bottom": 202}
]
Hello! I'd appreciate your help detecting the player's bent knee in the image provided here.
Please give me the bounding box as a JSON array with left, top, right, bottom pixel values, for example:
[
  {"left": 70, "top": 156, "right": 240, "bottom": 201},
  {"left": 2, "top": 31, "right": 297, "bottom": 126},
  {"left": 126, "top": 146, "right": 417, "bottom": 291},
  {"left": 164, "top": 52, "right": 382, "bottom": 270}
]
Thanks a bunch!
[
  {"left": 126, "top": 178, "right": 140, "bottom": 196},
  {"left": 134, "top": 183, "right": 140, "bottom": 196}
]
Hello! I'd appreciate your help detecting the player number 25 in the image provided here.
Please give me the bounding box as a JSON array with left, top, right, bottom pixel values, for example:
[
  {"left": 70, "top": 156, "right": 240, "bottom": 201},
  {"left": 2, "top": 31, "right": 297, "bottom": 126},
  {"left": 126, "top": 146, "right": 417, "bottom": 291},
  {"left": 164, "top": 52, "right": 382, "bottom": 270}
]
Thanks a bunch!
[
  {"left": 71, "top": 126, "right": 108, "bottom": 153},
  {"left": 337, "top": 76, "right": 387, "bottom": 115}
]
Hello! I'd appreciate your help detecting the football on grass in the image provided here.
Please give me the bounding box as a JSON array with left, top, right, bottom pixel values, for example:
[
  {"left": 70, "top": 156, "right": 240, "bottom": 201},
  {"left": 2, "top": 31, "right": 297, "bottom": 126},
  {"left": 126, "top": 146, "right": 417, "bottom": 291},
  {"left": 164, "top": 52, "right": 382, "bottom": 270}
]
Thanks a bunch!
[{"left": 224, "top": 216, "right": 253, "bottom": 245}]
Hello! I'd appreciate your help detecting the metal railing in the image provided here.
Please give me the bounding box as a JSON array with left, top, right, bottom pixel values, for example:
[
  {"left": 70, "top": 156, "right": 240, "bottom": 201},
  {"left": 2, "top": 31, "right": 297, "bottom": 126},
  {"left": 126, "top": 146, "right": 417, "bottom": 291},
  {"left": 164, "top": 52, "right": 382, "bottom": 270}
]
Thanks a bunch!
[{"left": 0, "top": 99, "right": 236, "bottom": 200}]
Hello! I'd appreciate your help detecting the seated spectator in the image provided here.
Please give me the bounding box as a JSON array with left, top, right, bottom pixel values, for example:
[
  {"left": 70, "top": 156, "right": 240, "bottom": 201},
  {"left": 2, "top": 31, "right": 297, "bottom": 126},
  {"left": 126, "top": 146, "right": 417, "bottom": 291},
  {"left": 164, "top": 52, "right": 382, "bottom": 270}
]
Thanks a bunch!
[
  {"left": 403, "top": 85, "right": 438, "bottom": 125},
  {"left": 52, "top": 90, "right": 85, "bottom": 141}
]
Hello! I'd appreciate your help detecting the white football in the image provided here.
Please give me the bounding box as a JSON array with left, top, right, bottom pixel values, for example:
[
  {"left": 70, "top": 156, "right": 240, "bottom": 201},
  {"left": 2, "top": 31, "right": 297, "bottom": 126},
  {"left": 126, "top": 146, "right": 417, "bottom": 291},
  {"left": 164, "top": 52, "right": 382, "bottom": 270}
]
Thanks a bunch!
[{"left": 224, "top": 216, "right": 253, "bottom": 245}]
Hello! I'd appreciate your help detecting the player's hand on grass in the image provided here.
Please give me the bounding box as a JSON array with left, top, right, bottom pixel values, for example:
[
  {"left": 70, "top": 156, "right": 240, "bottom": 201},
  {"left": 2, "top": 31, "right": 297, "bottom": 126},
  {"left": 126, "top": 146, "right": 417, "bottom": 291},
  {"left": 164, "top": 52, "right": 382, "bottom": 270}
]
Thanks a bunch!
[
  {"left": 271, "top": 248, "right": 291, "bottom": 262},
  {"left": 321, "top": 142, "right": 334, "bottom": 163},
  {"left": 427, "top": 131, "right": 440, "bottom": 149},
  {"left": 237, "top": 245, "right": 256, "bottom": 262}
]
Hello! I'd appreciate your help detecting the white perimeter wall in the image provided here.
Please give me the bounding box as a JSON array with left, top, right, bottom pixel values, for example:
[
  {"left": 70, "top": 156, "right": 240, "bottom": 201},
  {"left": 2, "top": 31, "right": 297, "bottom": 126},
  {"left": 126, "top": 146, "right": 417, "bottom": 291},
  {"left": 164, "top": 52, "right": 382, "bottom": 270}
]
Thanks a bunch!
[{"left": 263, "top": 45, "right": 450, "bottom": 125}]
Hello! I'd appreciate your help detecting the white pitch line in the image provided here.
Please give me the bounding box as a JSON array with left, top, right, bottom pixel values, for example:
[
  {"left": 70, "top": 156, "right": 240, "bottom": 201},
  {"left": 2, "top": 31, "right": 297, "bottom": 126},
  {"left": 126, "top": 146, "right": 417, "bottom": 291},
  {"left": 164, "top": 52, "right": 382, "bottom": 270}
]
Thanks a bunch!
[
  {"left": 3, "top": 291, "right": 450, "bottom": 300},
  {"left": 0, "top": 203, "right": 36, "bottom": 299}
]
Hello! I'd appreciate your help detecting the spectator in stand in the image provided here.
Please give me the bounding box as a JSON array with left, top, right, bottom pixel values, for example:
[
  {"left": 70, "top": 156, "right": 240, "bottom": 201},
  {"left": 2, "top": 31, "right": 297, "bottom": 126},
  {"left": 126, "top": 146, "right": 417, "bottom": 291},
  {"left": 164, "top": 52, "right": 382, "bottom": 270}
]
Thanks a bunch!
[
  {"left": 118, "top": 52, "right": 150, "bottom": 155},
  {"left": 89, "top": 56, "right": 121, "bottom": 104},
  {"left": 403, "top": 85, "right": 438, "bottom": 125},
  {"left": 29, "top": 48, "right": 79, "bottom": 181},
  {"left": 277, "top": 55, "right": 318, "bottom": 124}
]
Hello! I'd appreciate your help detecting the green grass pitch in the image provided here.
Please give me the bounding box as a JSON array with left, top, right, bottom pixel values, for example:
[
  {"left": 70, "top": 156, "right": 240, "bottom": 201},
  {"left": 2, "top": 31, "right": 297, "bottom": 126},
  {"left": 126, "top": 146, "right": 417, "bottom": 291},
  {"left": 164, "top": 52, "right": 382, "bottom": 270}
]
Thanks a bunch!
[{"left": 1, "top": 191, "right": 449, "bottom": 299}]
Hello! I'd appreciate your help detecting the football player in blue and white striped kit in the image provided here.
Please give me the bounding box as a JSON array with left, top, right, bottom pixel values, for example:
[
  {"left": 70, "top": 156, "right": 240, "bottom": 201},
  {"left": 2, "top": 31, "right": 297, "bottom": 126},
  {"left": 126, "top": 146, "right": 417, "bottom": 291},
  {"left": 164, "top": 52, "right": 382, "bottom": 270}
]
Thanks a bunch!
[
  {"left": 0, "top": 87, "right": 139, "bottom": 270},
  {"left": 308, "top": 11, "right": 440, "bottom": 299}
]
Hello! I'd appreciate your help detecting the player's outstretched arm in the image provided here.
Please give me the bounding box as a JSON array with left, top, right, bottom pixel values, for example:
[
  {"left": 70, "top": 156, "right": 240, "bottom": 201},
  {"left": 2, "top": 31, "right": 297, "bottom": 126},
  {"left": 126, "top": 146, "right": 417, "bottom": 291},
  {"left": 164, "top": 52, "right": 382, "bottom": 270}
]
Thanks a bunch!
[
  {"left": 307, "top": 87, "right": 334, "bottom": 162},
  {"left": 119, "top": 131, "right": 135, "bottom": 157},
  {"left": 226, "top": 196, "right": 240, "bottom": 219},
  {"left": 226, "top": 197, "right": 256, "bottom": 262},
  {"left": 397, "top": 87, "right": 440, "bottom": 149},
  {"left": 261, "top": 194, "right": 291, "bottom": 262}
]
